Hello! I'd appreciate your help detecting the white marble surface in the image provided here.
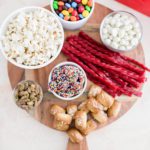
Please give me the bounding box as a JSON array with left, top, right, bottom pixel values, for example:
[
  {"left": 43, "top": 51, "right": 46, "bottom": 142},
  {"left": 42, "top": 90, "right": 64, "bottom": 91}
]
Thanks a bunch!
[{"left": 0, "top": 0, "right": 150, "bottom": 150}]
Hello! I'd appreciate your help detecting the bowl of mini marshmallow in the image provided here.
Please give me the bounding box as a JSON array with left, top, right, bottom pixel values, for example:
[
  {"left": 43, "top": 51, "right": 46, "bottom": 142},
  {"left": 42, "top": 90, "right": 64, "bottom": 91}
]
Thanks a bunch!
[{"left": 100, "top": 11, "right": 142, "bottom": 52}]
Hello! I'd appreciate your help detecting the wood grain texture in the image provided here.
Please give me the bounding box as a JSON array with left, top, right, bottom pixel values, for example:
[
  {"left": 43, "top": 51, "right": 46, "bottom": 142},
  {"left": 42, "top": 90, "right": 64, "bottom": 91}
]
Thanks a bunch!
[{"left": 7, "top": 3, "right": 145, "bottom": 150}]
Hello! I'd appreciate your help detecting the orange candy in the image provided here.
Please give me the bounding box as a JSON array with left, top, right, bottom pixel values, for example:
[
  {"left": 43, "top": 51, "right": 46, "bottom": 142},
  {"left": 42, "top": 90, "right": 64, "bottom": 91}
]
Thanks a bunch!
[
  {"left": 58, "top": 1, "right": 64, "bottom": 6},
  {"left": 70, "top": 16, "right": 77, "bottom": 21},
  {"left": 87, "top": 0, "right": 92, "bottom": 7},
  {"left": 64, "top": 16, "right": 70, "bottom": 21},
  {"left": 68, "top": 7, "right": 74, "bottom": 13}
]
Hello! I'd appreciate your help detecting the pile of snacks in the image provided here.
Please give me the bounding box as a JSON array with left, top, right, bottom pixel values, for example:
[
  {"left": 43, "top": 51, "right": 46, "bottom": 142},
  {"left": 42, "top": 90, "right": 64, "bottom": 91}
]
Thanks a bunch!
[
  {"left": 48, "top": 64, "right": 86, "bottom": 98},
  {"left": 14, "top": 80, "right": 43, "bottom": 110},
  {"left": 101, "top": 12, "right": 142, "bottom": 50},
  {"left": 0, "top": 8, "right": 63, "bottom": 66},
  {"left": 50, "top": 85, "right": 121, "bottom": 143},
  {"left": 53, "top": 0, "right": 93, "bottom": 21},
  {"left": 62, "top": 31, "right": 150, "bottom": 97}
]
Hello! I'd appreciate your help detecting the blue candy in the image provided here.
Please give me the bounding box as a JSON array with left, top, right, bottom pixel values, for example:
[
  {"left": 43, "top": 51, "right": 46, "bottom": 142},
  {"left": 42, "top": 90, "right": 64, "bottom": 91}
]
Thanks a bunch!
[
  {"left": 59, "top": 13, "right": 64, "bottom": 19},
  {"left": 71, "top": 2, "right": 77, "bottom": 8},
  {"left": 79, "top": 14, "right": 84, "bottom": 19},
  {"left": 65, "top": 3, "right": 71, "bottom": 8}
]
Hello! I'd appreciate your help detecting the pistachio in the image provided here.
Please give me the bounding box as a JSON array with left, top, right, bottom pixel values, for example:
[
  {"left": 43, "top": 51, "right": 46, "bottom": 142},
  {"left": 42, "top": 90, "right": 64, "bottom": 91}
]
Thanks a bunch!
[
  {"left": 31, "top": 84, "right": 36, "bottom": 91},
  {"left": 18, "top": 83, "right": 25, "bottom": 91},
  {"left": 14, "top": 81, "right": 42, "bottom": 111}
]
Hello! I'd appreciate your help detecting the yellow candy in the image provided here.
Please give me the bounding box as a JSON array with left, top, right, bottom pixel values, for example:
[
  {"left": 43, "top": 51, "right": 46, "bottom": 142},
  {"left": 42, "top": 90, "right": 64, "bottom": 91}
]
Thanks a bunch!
[
  {"left": 82, "top": 10, "right": 89, "bottom": 17},
  {"left": 82, "top": 0, "right": 88, "bottom": 5},
  {"left": 62, "top": 10, "right": 69, "bottom": 16}
]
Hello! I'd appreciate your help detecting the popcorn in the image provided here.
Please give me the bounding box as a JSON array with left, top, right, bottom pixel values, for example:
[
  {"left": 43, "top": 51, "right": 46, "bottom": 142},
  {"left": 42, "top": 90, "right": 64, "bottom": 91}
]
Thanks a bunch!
[{"left": 0, "top": 8, "right": 63, "bottom": 66}]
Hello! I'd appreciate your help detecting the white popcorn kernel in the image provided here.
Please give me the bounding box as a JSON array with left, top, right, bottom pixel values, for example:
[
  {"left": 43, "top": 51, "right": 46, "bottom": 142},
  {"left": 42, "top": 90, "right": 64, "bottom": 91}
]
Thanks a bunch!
[
  {"left": 115, "top": 21, "right": 122, "bottom": 28},
  {"left": 102, "top": 28, "right": 108, "bottom": 34},
  {"left": 114, "top": 13, "right": 121, "bottom": 19},
  {"left": 110, "top": 18, "right": 116, "bottom": 26},
  {"left": 113, "top": 37, "right": 120, "bottom": 43}
]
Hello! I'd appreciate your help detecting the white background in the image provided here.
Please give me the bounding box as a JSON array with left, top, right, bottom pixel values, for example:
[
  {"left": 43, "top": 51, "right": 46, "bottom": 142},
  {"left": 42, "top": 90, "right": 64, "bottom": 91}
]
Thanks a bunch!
[{"left": 0, "top": 0, "right": 150, "bottom": 150}]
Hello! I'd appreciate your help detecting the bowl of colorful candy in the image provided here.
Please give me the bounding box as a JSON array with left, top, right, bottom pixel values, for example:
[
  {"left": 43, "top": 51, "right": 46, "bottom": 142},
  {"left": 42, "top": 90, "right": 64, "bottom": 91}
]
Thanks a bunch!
[
  {"left": 48, "top": 62, "right": 87, "bottom": 100},
  {"left": 50, "top": 0, "right": 95, "bottom": 30},
  {"left": 100, "top": 11, "right": 142, "bottom": 52}
]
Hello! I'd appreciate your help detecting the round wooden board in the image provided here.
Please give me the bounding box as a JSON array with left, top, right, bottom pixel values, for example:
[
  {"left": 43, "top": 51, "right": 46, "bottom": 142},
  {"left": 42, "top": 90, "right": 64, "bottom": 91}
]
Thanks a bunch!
[{"left": 7, "top": 3, "right": 145, "bottom": 150}]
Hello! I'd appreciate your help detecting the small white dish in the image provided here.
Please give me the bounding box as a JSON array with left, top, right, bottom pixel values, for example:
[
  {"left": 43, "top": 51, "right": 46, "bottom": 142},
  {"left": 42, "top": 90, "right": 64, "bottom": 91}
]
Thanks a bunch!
[
  {"left": 13, "top": 80, "right": 43, "bottom": 111},
  {"left": 100, "top": 11, "right": 142, "bottom": 52},
  {"left": 50, "top": 0, "right": 95, "bottom": 30},
  {"left": 0, "top": 6, "right": 64, "bottom": 69},
  {"left": 48, "top": 61, "right": 87, "bottom": 101}
]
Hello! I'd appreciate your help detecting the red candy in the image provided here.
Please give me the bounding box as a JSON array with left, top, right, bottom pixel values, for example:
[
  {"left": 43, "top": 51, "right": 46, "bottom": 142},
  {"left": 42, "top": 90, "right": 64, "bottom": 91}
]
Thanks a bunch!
[
  {"left": 58, "top": 6, "right": 63, "bottom": 12},
  {"left": 78, "top": 6, "right": 85, "bottom": 13},
  {"left": 72, "top": 10, "right": 78, "bottom": 16},
  {"left": 75, "top": 0, "right": 81, "bottom": 3},
  {"left": 76, "top": 16, "right": 80, "bottom": 20}
]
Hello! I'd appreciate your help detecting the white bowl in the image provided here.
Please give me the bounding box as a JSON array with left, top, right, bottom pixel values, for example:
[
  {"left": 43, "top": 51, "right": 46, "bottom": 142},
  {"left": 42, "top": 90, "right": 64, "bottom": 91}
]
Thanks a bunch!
[
  {"left": 50, "top": 0, "right": 95, "bottom": 30},
  {"left": 48, "top": 61, "right": 87, "bottom": 101},
  {"left": 100, "top": 11, "right": 142, "bottom": 52},
  {"left": 0, "top": 6, "right": 64, "bottom": 69},
  {"left": 13, "top": 80, "right": 43, "bottom": 111}
]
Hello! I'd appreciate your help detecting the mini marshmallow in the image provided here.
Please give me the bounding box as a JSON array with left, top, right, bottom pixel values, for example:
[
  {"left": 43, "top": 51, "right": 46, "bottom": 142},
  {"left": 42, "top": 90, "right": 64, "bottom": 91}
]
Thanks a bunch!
[{"left": 102, "top": 12, "right": 141, "bottom": 50}]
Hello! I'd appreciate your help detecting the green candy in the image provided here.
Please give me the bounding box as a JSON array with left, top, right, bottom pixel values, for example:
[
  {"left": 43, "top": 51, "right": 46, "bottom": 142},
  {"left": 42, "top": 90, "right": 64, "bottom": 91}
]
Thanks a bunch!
[
  {"left": 53, "top": 3, "right": 58, "bottom": 10},
  {"left": 53, "top": 1, "right": 58, "bottom": 5},
  {"left": 85, "top": 5, "right": 91, "bottom": 12}
]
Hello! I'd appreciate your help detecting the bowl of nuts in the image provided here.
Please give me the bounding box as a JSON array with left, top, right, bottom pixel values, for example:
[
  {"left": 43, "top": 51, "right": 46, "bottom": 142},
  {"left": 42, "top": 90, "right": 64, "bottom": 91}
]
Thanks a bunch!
[
  {"left": 0, "top": 6, "right": 64, "bottom": 69},
  {"left": 14, "top": 80, "right": 43, "bottom": 111},
  {"left": 100, "top": 11, "right": 142, "bottom": 52}
]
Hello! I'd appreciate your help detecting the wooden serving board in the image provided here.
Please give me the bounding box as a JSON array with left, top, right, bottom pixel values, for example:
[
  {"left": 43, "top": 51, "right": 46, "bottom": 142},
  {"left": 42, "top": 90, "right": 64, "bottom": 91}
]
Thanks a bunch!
[{"left": 7, "top": 3, "right": 145, "bottom": 150}]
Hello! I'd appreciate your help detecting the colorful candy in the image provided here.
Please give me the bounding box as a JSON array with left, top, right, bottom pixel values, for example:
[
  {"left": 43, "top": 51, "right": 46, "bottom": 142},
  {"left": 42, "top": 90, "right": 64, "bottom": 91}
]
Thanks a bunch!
[
  {"left": 70, "top": 16, "right": 77, "bottom": 21},
  {"left": 78, "top": 6, "right": 85, "bottom": 13},
  {"left": 85, "top": 5, "right": 91, "bottom": 12},
  {"left": 64, "top": 16, "right": 70, "bottom": 21},
  {"left": 82, "top": 0, "right": 88, "bottom": 5},
  {"left": 58, "top": 1, "right": 64, "bottom": 6},
  {"left": 72, "top": 10, "right": 78, "bottom": 16},
  {"left": 87, "top": 0, "right": 92, "bottom": 7},
  {"left": 53, "top": 3, "right": 58, "bottom": 10},
  {"left": 59, "top": 13, "right": 64, "bottom": 19},
  {"left": 62, "top": 10, "right": 69, "bottom": 16},
  {"left": 65, "top": 3, "right": 71, "bottom": 8},
  {"left": 75, "top": 0, "right": 81, "bottom": 3},
  {"left": 71, "top": 2, "right": 78, "bottom": 8},
  {"left": 48, "top": 65, "right": 85, "bottom": 98},
  {"left": 53, "top": 0, "right": 93, "bottom": 21},
  {"left": 68, "top": 7, "right": 74, "bottom": 13},
  {"left": 82, "top": 10, "right": 89, "bottom": 17}
]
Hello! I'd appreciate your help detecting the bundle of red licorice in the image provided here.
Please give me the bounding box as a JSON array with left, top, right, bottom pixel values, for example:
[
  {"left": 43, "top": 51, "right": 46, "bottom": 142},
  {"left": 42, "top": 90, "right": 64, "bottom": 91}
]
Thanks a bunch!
[{"left": 62, "top": 31, "right": 150, "bottom": 97}]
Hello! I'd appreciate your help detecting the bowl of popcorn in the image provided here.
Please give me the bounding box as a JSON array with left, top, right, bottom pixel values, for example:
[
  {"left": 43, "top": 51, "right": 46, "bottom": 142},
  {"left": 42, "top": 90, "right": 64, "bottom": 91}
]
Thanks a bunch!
[
  {"left": 50, "top": 0, "right": 95, "bottom": 30},
  {"left": 100, "top": 11, "right": 142, "bottom": 52},
  {"left": 0, "top": 6, "right": 64, "bottom": 69},
  {"left": 48, "top": 62, "right": 87, "bottom": 100},
  {"left": 14, "top": 80, "right": 43, "bottom": 111}
]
